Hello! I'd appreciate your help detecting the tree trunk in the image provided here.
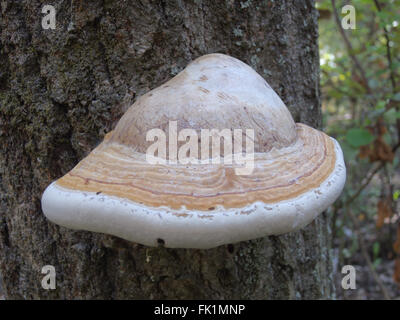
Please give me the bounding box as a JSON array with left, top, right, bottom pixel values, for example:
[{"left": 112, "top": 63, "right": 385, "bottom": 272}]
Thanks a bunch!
[{"left": 0, "top": 0, "right": 333, "bottom": 299}]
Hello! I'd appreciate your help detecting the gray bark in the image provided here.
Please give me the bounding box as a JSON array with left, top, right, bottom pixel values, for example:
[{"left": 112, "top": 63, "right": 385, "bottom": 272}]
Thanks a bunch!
[{"left": 0, "top": 0, "right": 333, "bottom": 299}]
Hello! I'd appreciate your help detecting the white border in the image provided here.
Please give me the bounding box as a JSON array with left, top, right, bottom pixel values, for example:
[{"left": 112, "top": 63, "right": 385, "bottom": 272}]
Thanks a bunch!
[{"left": 41, "top": 139, "right": 346, "bottom": 249}]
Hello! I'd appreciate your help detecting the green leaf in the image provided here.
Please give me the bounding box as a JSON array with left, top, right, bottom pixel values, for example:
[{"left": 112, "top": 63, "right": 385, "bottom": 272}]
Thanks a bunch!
[
  {"left": 346, "top": 128, "right": 374, "bottom": 148},
  {"left": 376, "top": 100, "right": 386, "bottom": 110},
  {"left": 373, "top": 242, "right": 380, "bottom": 258},
  {"left": 340, "top": 140, "right": 358, "bottom": 162},
  {"left": 384, "top": 108, "right": 400, "bottom": 123},
  {"left": 363, "top": 118, "right": 372, "bottom": 126},
  {"left": 373, "top": 258, "right": 382, "bottom": 270}
]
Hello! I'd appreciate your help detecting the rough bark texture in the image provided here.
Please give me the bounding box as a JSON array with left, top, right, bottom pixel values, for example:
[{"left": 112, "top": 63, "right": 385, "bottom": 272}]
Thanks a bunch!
[{"left": 0, "top": 0, "right": 333, "bottom": 299}]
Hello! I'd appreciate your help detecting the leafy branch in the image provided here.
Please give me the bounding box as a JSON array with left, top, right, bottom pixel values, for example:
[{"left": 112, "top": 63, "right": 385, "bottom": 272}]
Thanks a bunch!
[{"left": 331, "top": 0, "right": 372, "bottom": 94}]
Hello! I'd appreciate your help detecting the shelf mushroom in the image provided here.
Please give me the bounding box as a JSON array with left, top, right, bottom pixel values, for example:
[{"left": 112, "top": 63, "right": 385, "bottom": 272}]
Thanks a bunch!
[{"left": 41, "top": 53, "right": 346, "bottom": 249}]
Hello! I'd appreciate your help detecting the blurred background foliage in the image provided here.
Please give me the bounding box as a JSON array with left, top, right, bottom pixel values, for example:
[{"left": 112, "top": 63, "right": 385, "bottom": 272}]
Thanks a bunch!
[{"left": 318, "top": 0, "right": 400, "bottom": 299}]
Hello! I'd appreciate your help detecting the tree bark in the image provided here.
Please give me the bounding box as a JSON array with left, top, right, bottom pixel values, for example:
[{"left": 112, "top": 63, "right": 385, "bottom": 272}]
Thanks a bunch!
[{"left": 0, "top": 0, "right": 333, "bottom": 299}]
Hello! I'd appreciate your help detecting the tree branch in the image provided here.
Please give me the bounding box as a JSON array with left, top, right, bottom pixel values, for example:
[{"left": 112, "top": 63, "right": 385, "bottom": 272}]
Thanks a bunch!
[
  {"left": 372, "top": 0, "right": 396, "bottom": 90},
  {"left": 331, "top": 0, "right": 372, "bottom": 94},
  {"left": 347, "top": 208, "right": 392, "bottom": 300},
  {"left": 372, "top": 0, "right": 400, "bottom": 145},
  {"left": 344, "top": 162, "right": 384, "bottom": 208}
]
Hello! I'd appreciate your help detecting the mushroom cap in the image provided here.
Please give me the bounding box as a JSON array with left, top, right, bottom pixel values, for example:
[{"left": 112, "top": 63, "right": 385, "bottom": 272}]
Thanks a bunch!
[{"left": 41, "top": 53, "right": 346, "bottom": 249}]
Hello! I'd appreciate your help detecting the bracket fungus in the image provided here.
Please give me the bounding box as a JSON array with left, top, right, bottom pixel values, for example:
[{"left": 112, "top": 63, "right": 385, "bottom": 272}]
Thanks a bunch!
[{"left": 41, "top": 53, "right": 346, "bottom": 249}]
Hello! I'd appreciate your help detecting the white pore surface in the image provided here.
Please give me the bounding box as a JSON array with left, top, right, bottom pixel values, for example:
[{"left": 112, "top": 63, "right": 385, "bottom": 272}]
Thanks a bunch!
[{"left": 41, "top": 139, "right": 346, "bottom": 249}]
